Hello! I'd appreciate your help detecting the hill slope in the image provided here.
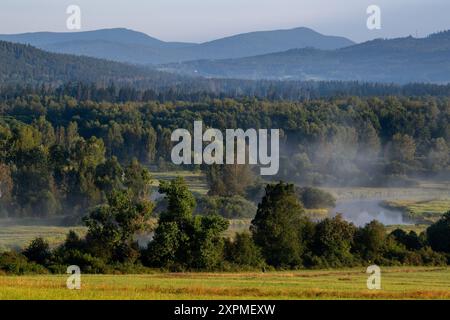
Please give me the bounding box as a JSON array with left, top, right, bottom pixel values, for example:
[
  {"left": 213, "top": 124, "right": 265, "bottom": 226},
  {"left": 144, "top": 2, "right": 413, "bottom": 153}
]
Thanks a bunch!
[
  {"left": 163, "top": 31, "right": 450, "bottom": 83},
  {"left": 0, "top": 40, "right": 177, "bottom": 86}
]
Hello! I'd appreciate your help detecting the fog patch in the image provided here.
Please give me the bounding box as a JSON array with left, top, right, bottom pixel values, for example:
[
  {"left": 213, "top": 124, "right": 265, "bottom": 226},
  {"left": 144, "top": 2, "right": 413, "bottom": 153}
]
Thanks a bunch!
[{"left": 330, "top": 199, "right": 415, "bottom": 227}]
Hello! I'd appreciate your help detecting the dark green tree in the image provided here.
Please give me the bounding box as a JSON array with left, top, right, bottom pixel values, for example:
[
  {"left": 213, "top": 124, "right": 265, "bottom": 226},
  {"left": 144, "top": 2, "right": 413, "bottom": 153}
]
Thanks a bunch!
[
  {"left": 251, "top": 182, "right": 308, "bottom": 267},
  {"left": 354, "top": 220, "right": 387, "bottom": 262},
  {"left": 427, "top": 211, "right": 450, "bottom": 253},
  {"left": 225, "top": 232, "right": 265, "bottom": 268},
  {"left": 83, "top": 190, "right": 154, "bottom": 262},
  {"left": 124, "top": 158, "right": 152, "bottom": 200},
  {"left": 94, "top": 156, "right": 124, "bottom": 195},
  {"left": 145, "top": 177, "right": 228, "bottom": 270},
  {"left": 311, "top": 215, "right": 357, "bottom": 267},
  {"left": 22, "top": 237, "right": 52, "bottom": 266}
]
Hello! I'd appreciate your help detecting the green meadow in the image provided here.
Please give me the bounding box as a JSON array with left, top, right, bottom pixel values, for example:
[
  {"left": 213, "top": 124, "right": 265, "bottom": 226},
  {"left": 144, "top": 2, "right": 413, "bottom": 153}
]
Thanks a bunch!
[{"left": 1, "top": 267, "right": 449, "bottom": 300}]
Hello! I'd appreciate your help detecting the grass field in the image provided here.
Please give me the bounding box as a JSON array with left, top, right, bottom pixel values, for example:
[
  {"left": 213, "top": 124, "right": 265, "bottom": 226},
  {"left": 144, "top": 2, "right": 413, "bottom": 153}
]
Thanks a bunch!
[
  {"left": 382, "top": 199, "right": 450, "bottom": 223},
  {"left": 151, "top": 170, "right": 209, "bottom": 195},
  {"left": 385, "top": 224, "right": 428, "bottom": 234},
  {"left": 324, "top": 183, "right": 450, "bottom": 201},
  {"left": 0, "top": 225, "right": 87, "bottom": 252},
  {"left": 0, "top": 267, "right": 449, "bottom": 300}
]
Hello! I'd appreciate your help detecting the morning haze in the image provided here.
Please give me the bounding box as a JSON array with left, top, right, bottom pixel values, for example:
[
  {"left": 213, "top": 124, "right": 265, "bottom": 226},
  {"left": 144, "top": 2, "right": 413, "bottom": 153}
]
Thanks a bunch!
[{"left": 1, "top": 0, "right": 449, "bottom": 43}]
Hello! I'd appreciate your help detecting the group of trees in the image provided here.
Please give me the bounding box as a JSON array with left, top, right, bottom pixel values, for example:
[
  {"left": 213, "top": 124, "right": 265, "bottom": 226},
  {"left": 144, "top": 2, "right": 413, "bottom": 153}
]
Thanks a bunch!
[
  {"left": 1, "top": 87, "right": 450, "bottom": 217},
  {"left": 1, "top": 180, "right": 449, "bottom": 274},
  {"left": 250, "top": 182, "right": 450, "bottom": 268},
  {"left": 0, "top": 114, "right": 152, "bottom": 217},
  {"left": 0, "top": 83, "right": 449, "bottom": 274}
]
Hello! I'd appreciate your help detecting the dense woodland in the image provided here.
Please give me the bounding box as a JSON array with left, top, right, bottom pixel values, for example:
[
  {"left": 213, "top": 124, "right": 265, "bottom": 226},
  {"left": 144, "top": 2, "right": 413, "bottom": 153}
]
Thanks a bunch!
[
  {"left": 1, "top": 84, "right": 450, "bottom": 217},
  {"left": 0, "top": 82, "right": 450, "bottom": 273}
]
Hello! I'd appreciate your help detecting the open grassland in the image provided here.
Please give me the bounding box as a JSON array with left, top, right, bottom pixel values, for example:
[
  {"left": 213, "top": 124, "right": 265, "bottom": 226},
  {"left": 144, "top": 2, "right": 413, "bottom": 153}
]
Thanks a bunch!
[
  {"left": 0, "top": 225, "right": 87, "bottom": 252},
  {"left": 0, "top": 267, "right": 449, "bottom": 300},
  {"left": 385, "top": 224, "right": 428, "bottom": 234},
  {"left": 150, "top": 170, "right": 208, "bottom": 195},
  {"left": 382, "top": 199, "right": 450, "bottom": 223},
  {"left": 324, "top": 182, "right": 450, "bottom": 202}
]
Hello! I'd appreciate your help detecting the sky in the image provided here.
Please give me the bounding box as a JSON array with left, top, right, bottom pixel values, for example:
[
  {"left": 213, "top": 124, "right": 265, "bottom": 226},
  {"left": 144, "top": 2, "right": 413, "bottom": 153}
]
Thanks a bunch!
[{"left": 1, "top": 0, "right": 449, "bottom": 43}]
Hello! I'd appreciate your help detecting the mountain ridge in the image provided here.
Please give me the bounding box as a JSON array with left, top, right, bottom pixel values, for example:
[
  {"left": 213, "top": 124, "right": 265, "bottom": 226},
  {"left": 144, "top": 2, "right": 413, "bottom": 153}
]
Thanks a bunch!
[
  {"left": 162, "top": 30, "right": 450, "bottom": 83},
  {"left": 0, "top": 27, "right": 355, "bottom": 65}
]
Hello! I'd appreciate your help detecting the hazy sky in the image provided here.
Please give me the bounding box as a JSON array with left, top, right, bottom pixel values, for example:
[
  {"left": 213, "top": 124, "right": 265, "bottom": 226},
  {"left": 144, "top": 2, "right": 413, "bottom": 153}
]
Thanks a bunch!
[{"left": 1, "top": 0, "right": 449, "bottom": 43}]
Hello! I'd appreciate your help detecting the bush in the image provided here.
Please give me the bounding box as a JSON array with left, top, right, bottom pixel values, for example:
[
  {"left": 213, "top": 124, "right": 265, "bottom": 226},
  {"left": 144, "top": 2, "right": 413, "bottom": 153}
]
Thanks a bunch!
[
  {"left": 51, "top": 230, "right": 111, "bottom": 273},
  {"left": 354, "top": 221, "right": 387, "bottom": 263},
  {"left": 52, "top": 248, "right": 110, "bottom": 274},
  {"left": 310, "top": 215, "right": 357, "bottom": 267},
  {"left": 417, "top": 247, "right": 447, "bottom": 266},
  {"left": 225, "top": 232, "right": 265, "bottom": 268},
  {"left": 196, "top": 195, "right": 257, "bottom": 218},
  {"left": 390, "top": 229, "right": 424, "bottom": 251},
  {"left": 380, "top": 237, "right": 410, "bottom": 266},
  {"left": 0, "top": 251, "right": 48, "bottom": 275},
  {"left": 296, "top": 187, "right": 336, "bottom": 209},
  {"left": 22, "top": 237, "right": 52, "bottom": 266}
]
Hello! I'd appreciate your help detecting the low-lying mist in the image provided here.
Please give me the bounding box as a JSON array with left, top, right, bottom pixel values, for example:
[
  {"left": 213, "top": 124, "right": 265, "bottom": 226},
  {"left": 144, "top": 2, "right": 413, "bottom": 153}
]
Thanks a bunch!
[{"left": 331, "top": 199, "right": 415, "bottom": 227}]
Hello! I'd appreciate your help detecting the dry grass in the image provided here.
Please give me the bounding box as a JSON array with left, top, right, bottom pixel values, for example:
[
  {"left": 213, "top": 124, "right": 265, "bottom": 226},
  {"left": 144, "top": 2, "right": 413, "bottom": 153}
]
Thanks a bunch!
[{"left": 1, "top": 267, "right": 449, "bottom": 300}]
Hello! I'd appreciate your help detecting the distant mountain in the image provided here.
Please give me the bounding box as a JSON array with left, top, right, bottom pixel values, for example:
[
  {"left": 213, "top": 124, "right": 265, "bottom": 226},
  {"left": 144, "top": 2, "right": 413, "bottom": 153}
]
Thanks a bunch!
[
  {"left": 162, "top": 31, "right": 450, "bottom": 83},
  {"left": 0, "top": 28, "right": 167, "bottom": 48},
  {"left": 0, "top": 40, "right": 180, "bottom": 86},
  {"left": 0, "top": 28, "right": 193, "bottom": 65},
  {"left": 170, "top": 27, "right": 354, "bottom": 62},
  {"left": 0, "top": 27, "right": 354, "bottom": 65}
]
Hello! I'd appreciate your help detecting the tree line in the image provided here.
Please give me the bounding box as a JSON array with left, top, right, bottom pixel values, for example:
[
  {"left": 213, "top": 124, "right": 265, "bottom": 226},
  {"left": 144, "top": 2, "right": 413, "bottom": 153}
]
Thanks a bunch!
[
  {"left": 5, "top": 81, "right": 450, "bottom": 104},
  {"left": 1, "top": 179, "right": 449, "bottom": 274}
]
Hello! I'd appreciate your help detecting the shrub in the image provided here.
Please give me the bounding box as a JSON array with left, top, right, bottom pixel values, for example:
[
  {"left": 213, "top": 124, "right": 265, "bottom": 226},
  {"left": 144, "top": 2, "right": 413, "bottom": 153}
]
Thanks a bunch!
[
  {"left": 52, "top": 249, "right": 110, "bottom": 274},
  {"left": 390, "top": 229, "right": 424, "bottom": 251},
  {"left": 297, "top": 187, "right": 336, "bottom": 209},
  {"left": 0, "top": 251, "right": 48, "bottom": 275},
  {"left": 418, "top": 246, "right": 447, "bottom": 266},
  {"left": 225, "top": 232, "right": 265, "bottom": 268},
  {"left": 196, "top": 195, "right": 257, "bottom": 218},
  {"left": 310, "top": 215, "right": 357, "bottom": 267},
  {"left": 22, "top": 237, "right": 52, "bottom": 266},
  {"left": 354, "top": 221, "right": 387, "bottom": 263}
]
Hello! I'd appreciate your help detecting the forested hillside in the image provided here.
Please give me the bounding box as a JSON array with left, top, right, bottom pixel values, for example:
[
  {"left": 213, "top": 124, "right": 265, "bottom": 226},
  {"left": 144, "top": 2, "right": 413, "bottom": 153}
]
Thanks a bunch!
[
  {"left": 0, "top": 41, "right": 180, "bottom": 86},
  {"left": 5, "top": 40, "right": 450, "bottom": 99},
  {"left": 165, "top": 31, "right": 450, "bottom": 83}
]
